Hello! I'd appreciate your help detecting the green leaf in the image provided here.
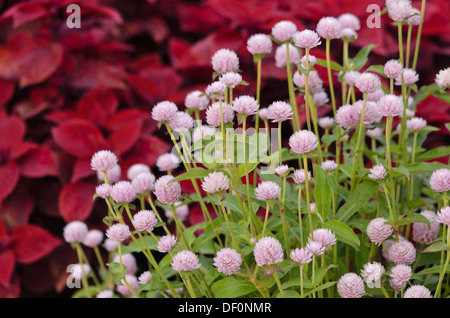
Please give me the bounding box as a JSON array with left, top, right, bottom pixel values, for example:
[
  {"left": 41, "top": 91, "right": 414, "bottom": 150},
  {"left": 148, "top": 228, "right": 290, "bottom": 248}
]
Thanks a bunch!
[
  {"left": 211, "top": 277, "right": 257, "bottom": 298},
  {"left": 303, "top": 281, "right": 337, "bottom": 297},
  {"left": 365, "top": 65, "right": 385, "bottom": 77},
  {"left": 170, "top": 167, "right": 210, "bottom": 183},
  {"left": 336, "top": 180, "right": 378, "bottom": 222},
  {"left": 237, "top": 162, "right": 258, "bottom": 178},
  {"left": 423, "top": 241, "right": 449, "bottom": 253},
  {"left": 416, "top": 265, "right": 450, "bottom": 276},
  {"left": 314, "top": 166, "right": 331, "bottom": 222},
  {"left": 415, "top": 146, "right": 450, "bottom": 162},
  {"left": 410, "top": 83, "right": 440, "bottom": 108},
  {"left": 406, "top": 199, "right": 427, "bottom": 211},
  {"left": 348, "top": 44, "right": 377, "bottom": 71},
  {"left": 324, "top": 220, "right": 360, "bottom": 250},
  {"left": 315, "top": 58, "right": 344, "bottom": 71},
  {"left": 313, "top": 264, "right": 338, "bottom": 286},
  {"left": 396, "top": 214, "right": 430, "bottom": 227},
  {"left": 407, "top": 162, "right": 449, "bottom": 174}
]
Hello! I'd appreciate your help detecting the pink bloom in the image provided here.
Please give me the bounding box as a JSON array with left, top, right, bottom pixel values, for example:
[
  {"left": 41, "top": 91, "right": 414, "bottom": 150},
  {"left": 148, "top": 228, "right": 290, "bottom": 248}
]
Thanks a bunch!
[
  {"left": 106, "top": 223, "right": 130, "bottom": 242},
  {"left": 169, "top": 112, "right": 194, "bottom": 133},
  {"left": 306, "top": 241, "right": 326, "bottom": 256},
  {"left": 341, "top": 28, "right": 357, "bottom": 41},
  {"left": 388, "top": 241, "right": 416, "bottom": 265},
  {"left": 97, "top": 164, "right": 121, "bottom": 183},
  {"left": 413, "top": 210, "right": 440, "bottom": 245},
  {"left": 384, "top": 60, "right": 403, "bottom": 78},
  {"left": 220, "top": 72, "right": 242, "bottom": 88},
  {"left": 289, "top": 130, "right": 318, "bottom": 154},
  {"left": 367, "top": 127, "right": 383, "bottom": 139},
  {"left": 360, "top": 262, "right": 385, "bottom": 285},
  {"left": 388, "top": 0, "right": 412, "bottom": 21},
  {"left": 117, "top": 274, "right": 139, "bottom": 297},
  {"left": 275, "top": 165, "right": 289, "bottom": 176},
  {"left": 316, "top": 17, "right": 343, "bottom": 39},
  {"left": 206, "top": 102, "right": 234, "bottom": 127},
  {"left": 437, "top": 206, "right": 450, "bottom": 226},
  {"left": 407, "top": 117, "right": 426, "bottom": 131},
  {"left": 272, "top": 20, "right": 297, "bottom": 42},
  {"left": 154, "top": 175, "right": 181, "bottom": 205},
  {"left": 202, "top": 171, "right": 229, "bottom": 194},
  {"left": 70, "top": 264, "right": 91, "bottom": 280},
  {"left": 156, "top": 153, "right": 180, "bottom": 172},
  {"left": 96, "top": 183, "right": 111, "bottom": 198},
  {"left": 83, "top": 229, "right": 103, "bottom": 248},
  {"left": 293, "top": 169, "right": 311, "bottom": 184},
  {"left": 111, "top": 181, "right": 136, "bottom": 203},
  {"left": 193, "top": 125, "right": 215, "bottom": 143},
  {"left": 406, "top": 8, "right": 421, "bottom": 25},
  {"left": 293, "top": 30, "right": 321, "bottom": 49},
  {"left": 336, "top": 104, "right": 359, "bottom": 129},
  {"left": 338, "top": 13, "right": 361, "bottom": 31},
  {"left": 290, "top": 248, "right": 313, "bottom": 264},
  {"left": 157, "top": 235, "right": 177, "bottom": 253},
  {"left": 275, "top": 43, "right": 301, "bottom": 68},
  {"left": 310, "top": 228, "right": 337, "bottom": 246},
  {"left": 113, "top": 253, "right": 137, "bottom": 274},
  {"left": 132, "top": 210, "right": 158, "bottom": 233},
  {"left": 377, "top": 94, "right": 403, "bottom": 117},
  {"left": 293, "top": 70, "right": 322, "bottom": 90},
  {"left": 164, "top": 201, "right": 189, "bottom": 221},
  {"left": 344, "top": 71, "right": 361, "bottom": 86},
  {"left": 404, "top": 285, "right": 432, "bottom": 298},
  {"left": 247, "top": 33, "right": 273, "bottom": 55},
  {"left": 435, "top": 67, "right": 450, "bottom": 89},
  {"left": 127, "top": 164, "right": 150, "bottom": 180},
  {"left": 367, "top": 88, "right": 385, "bottom": 102},
  {"left": 368, "top": 164, "right": 387, "bottom": 180},
  {"left": 255, "top": 181, "right": 281, "bottom": 201},
  {"left": 389, "top": 264, "right": 412, "bottom": 292},
  {"left": 104, "top": 238, "right": 118, "bottom": 252},
  {"left": 400, "top": 108, "right": 415, "bottom": 118},
  {"left": 171, "top": 250, "right": 201, "bottom": 272},
  {"left": 355, "top": 73, "right": 381, "bottom": 93},
  {"left": 205, "top": 81, "right": 226, "bottom": 99},
  {"left": 267, "top": 101, "right": 293, "bottom": 123},
  {"left": 300, "top": 55, "right": 317, "bottom": 69},
  {"left": 185, "top": 90, "right": 209, "bottom": 110},
  {"left": 253, "top": 236, "right": 284, "bottom": 266},
  {"left": 318, "top": 117, "right": 334, "bottom": 129},
  {"left": 232, "top": 95, "right": 259, "bottom": 116},
  {"left": 131, "top": 172, "right": 156, "bottom": 194},
  {"left": 91, "top": 150, "right": 118, "bottom": 172},
  {"left": 395, "top": 68, "right": 419, "bottom": 86},
  {"left": 211, "top": 49, "right": 239, "bottom": 74},
  {"left": 338, "top": 273, "right": 365, "bottom": 298},
  {"left": 138, "top": 271, "right": 152, "bottom": 284},
  {"left": 97, "top": 290, "right": 114, "bottom": 298},
  {"left": 321, "top": 160, "right": 338, "bottom": 171},
  {"left": 152, "top": 101, "right": 178, "bottom": 123},
  {"left": 258, "top": 108, "right": 269, "bottom": 119},
  {"left": 63, "top": 221, "right": 88, "bottom": 243},
  {"left": 213, "top": 248, "right": 242, "bottom": 275},
  {"left": 354, "top": 100, "right": 383, "bottom": 127},
  {"left": 429, "top": 169, "right": 450, "bottom": 193},
  {"left": 366, "top": 217, "right": 393, "bottom": 245},
  {"left": 313, "top": 91, "right": 329, "bottom": 106}
]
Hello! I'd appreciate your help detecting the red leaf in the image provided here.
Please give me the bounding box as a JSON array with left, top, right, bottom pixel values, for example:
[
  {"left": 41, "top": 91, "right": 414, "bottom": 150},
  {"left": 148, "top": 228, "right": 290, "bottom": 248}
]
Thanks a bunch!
[
  {"left": 0, "top": 2, "right": 49, "bottom": 28},
  {"left": 10, "top": 225, "right": 62, "bottom": 264},
  {"left": 0, "top": 161, "right": 20, "bottom": 204},
  {"left": 0, "top": 47, "right": 17, "bottom": 81},
  {"left": 144, "top": 17, "right": 169, "bottom": 44},
  {"left": 0, "top": 191, "right": 33, "bottom": 229},
  {"left": 58, "top": 181, "right": 96, "bottom": 222},
  {"left": 45, "top": 110, "right": 83, "bottom": 125},
  {"left": 0, "top": 250, "right": 15, "bottom": 288},
  {"left": 68, "top": 60, "right": 127, "bottom": 90},
  {"left": 106, "top": 109, "right": 150, "bottom": 132},
  {"left": 16, "top": 145, "right": 57, "bottom": 178},
  {"left": 123, "top": 135, "right": 170, "bottom": 167},
  {"left": 71, "top": 158, "right": 95, "bottom": 183},
  {"left": 0, "top": 116, "right": 25, "bottom": 151},
  {"left": 9, "top": 141, "right": 35, "bottom": 161},
  {"left": 108, "top": 122, "right": 143, "bottom": 155},
  {"left": 0, "top": 79, "right": 14, "bottom": 108},
  {"left": 51, "top": 119, "right": 109, "bottom": 158},
  {"left": 0, "top": 273, "right": 19, "bottom": 298},
  {"left": 76, "top": 86, "right": 118, "bottom": 127}
]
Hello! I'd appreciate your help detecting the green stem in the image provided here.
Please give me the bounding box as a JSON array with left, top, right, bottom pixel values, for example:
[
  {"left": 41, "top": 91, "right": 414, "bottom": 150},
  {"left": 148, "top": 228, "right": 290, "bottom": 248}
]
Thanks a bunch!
[
  {"left": 304, "top": 48, "right": 312, "bottom": 131},
  {"left": 262, "top": 201, "right": 270, "bottom": 236},
  {"left": 118, "top": 242, "right": 139, "bottom": 298},
  {"left": 302, "top": 155, "right": 314, "bottom": 236},
  {"left": 406, "top": 24, "right": 412, "bottom": 68},
  {"left": 325, "top": 39, "right": 337, "bottom": 116},
  {"left": 412, "top": 0, "right": 426, "bottom": 70},
  {"left": 273, "top": 271, "right": 286, "bottom": 298},
  {"left": 75, "top": 243, "right": 91, "bottom": 298},
  {"left": 351, "top": 93, "right": 368, "bottom": 190},
  {"left": 286, "top": 43, "right": 300, "bottom": 131},
  {"left": 435, "top": 225, "right": 450, "bottom": 298},
  {"left": 398, "top": 22, "right": 404, "bottom": 66},
  {"left": 298, "top": 185, "right": 303, "bottom": 246}
]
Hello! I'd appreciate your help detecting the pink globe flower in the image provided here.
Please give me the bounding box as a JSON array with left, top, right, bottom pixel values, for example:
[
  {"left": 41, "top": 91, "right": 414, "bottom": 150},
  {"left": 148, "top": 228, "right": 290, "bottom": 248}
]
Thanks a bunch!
[
  {"left": 367, "top": 127, "right": 383, "bottom": 139},
  {"left": 106, "top": 223, "right": 130, "bottom": 242},
  {"left": 267, "top": 101, "right": 293, "bottom": 123},
  {"left": 318, "top": 117, "right": 334, "bottom": 129},
  {"left": 404, "top": 285, "right": 432, "bottom": 298},
  {"left": 271, "top": 20, "right": 297, "bottom": 42},
  {"left": 83, "top": 229, "right": 104, "bottom": 248},
  {"left": 275, "top": 43, "right": 301, "bottom": 68},
  {"left": 253, "top": 236, "right": 284, "bottom": 266},
  {"left": 300, "top": 55, "right": 317, "bottom": 70},
  {"left": 388, "top": 0, "right": 412, "bottom": 21},
  {"left": 406, "top": 117, "right": 427, "bottom": 131},
  {"left": 360, "top": 262, "right": 385, "bottom": 285},
  {"left": 275, "top": 165, "right": 289, "bottom": 177},
  {"left": 293, "top": 30, "right": 322, "bottom": 49},
  {"left": 399, "top": 108, "right": 415, "bottom": 119},
  {"left": 338, "top": 273, "right": 365, "bottom": 298},
  {"left": 169, "top": 112, "right": 194, "bottom": 134},
  {"left": 156, "top": 153, "right": 180, "bottom": 172},
  {"left": 289, "top": 130, "right": 318, "bottom": 154},
  {"left": 205, "top": 81, "right": 226, "bottom": 99},
  {"left": 127, "top": 164, "right": 150, "bottom": 181},
  {"left": 70, "top": 264, "right": 91, "bottom": 280},
  {"left": 232, "top": 95, "right": 259, "bottom": 116},
  {"left": 293, "top": 70, "right": 323, "bottom": 90},
  {"left": 193, "top": 125, "right": 215, "bottom": 143},
  {"left": 343, "top": 71, "right": 361, "bottom": 86},
  {"left": 91, "top": 150, "right": 118, "bottom": 172},
  {"left": 290, "top": 247, "right": 313, "bottom": 264},
  {"left": 435, "top": 67, "right": 450, "bottom": 89},
  {"left": 341, "top": 28, "right": 357, "bottom": 41},
  {"left": 316, "top": 17, "right": 342, "bottom": 39},
  {"left": 429, "top": 169, "right": 450, "bottom": 193},
  {"left": 211, "top": 49, "right": 239, "bottom": 74},
  {"left": 437, "top": 206, "right": 450, "bottom": 226},
  {"left": 367, "top": 88, "right": 385, "bottom": 102},
  {"left": 138, "top": 271, "right": 152, "bottom": 284},
  {"left": 220, "top": 72, "right": 242, "bottom": 89},
  {"left": 96, "top": 183, "right": 111, "bottom": 198},
  {"left": 213, "top": 248, "right": 242, "bottom": 275},
  {"left": 377, "top": 94, "right": 403, "bottom": 117},
  {"left": 171, "top": 250, "right": 201, "bottom": 272},
  {"left": 388, "top": 241, "right": 416, "bottom": 265},
  {"left": 368, "top": 164, "right": 387, "bottom": 180},
  {"left": 406, "top": 8, "right": 420, "bottom": 25},
  {"left": 131, "top": 172, "right": 155, "bottom": 194},
  {"left": 389, "top": 264, "right": 412, "bottom": 292},
  {"left": 117, "top": 274, "right": 139, "bottom": 297},
  {"left": 63, "top": 221, "right": 88, "bottom": 243},
  {"left": 336, "top": 104, "right": 359, "bottom": 129},
  {"left": 338, "top": 13, "right": 361, "bottom": 31},
  {"left": 97, "top": 290, "right": 114, "bottom": 298},
  {"left": 132, "top": 210, "right": 158, "bottom": 233},
  {"left": 157, "top": 235, "right": 177, "bottom": 253},
  {"left": 313, "top": 91, "right": 329, "bottom": 106},
  {"left": 152, "top": 101, "right": 178, "bottom": 123},
  {"left": 413, "top": 210, "right": 440, "bottom": 245},
  {"left": 258, "top": 108, "right": 269, "bottom": 120},
  {"left": 164, "top": 201, "right": 189, "bottom": 221},
  {"left": 255, "top": 181, "right": 281, "bottom": 201},
  {"left": 310, "top": 228, "right": 337, "bottom": 247},
  {"left": 306, "top": 241, "right": 326, "bottom": 256},
  {"left": 97, "top": 164, "right": 121, "bottom": 183},
  {"left": 110, "top": 181, "right": 136, "bottom": 203},
  {"left": 395, "top": 68, "right": 419, "bottom": 86},
  {"left": 355, "top": 72, "right": 381, "bottom": 93},
  {"left": 202, "top": 171, "right": 229, "bottom": 194},
  {"left": 104, "top": 238, "right": 118, "bottom": 252},
  {"left": 154, "top": 175, "right": 181, "bottom": 205},
  {"left": 321, "top": 160, "right": 338, "bottom": 171},
  {"left": 185, "top": 90, "right": 209, "bottom": 110},
  {"left": 113, "top": 253, "right": 137, "bottom": 274},
  {"left": 366, "top": 217, "right": 393, "bottom": 245},
  {"left": 206, "top": 102, "right": 235, "bottom": 127},
  {"left": 354, "top": 100, "right": 383, "bottom": 127},
  {"left": 384, "top": 60, "right": 403, "bottom": 79},
  {"left": 247, "top": 33, "right": 273, "bottom": 55},
  {"left": 292, "top": 169, "right": 311, "bottom": 184}
]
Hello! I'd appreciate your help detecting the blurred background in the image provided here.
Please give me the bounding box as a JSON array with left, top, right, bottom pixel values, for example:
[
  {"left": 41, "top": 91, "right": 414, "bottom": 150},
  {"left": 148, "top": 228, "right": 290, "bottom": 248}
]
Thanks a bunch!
[{"left": 0, "top": 0, "right": 448, "bottom": 297}]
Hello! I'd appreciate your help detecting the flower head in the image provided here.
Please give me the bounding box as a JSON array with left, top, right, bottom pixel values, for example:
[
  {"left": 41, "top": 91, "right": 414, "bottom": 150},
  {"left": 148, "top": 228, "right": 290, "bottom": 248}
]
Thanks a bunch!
[
  {"left": 435, "top": 67, "right": 450, "bottom": 89},
  {"left": 156, "top": 153, "right": 180, "bottom": 172},
  {"left": 185, "top": 90, "right": 209, "bottom": 110},
  {"left": 293, "top": 70, "right": 322, "bottom": 90},
  {"left": 306, "top": 241, "right": 326, "bottom": 256},
  {"left": 337, "top": 273, "right": 365, "bottom": 298},
  {"left": 70, "top": 264, "right": 91, "bottom": 280},
  {"left": 106, "top": 223, "right": 130, "bottom": 242},
  {"left": 388, "top": 0, "right": 412, "bottom": 21},
  {"left": 202, "top": 172, "right": 229, "bottom": 194},
  {"left": 293, "top": 169, "right": 311, "bottom": 184},
  {"left": 131, "top": 172, "right": 156, "bottom": 194},
  {"left": 361, "top": 262, "right": 385, "bottom": 286},
  {"left": 321, "top": 160, "right": 338, "bottom": 171},
  {"left": 132, "top": 210, "right": 158, "bottom": 233},
  {"left": 354, "top": 100, "right": 382, "bottom": 127},
  {"left": 395, "top": 68, "right": 419, "bottom": 86},
  {"left": 406, "top": 117, "right": 427, "bottom": 131},
  {"left": 104, "top": 238, "right": 118, "bottom": 252},
  {"left": 138, "top": 271, "right": 152, "bottom": 284},
  {"left": 193, "top": 125, "right": 215, "bottom": 143},
  {"left": 366, "top": 217, "right": 393, "bottom": 245},
  {"left": 117, "top": 274, "right": 139, "bottom": 297},
  {"left": 310, "top": 228, "right": 337, "bottom": 247},
  {"left": 368, "top": 164, "right": 387, "bottom": 180},
  {"left": 111, "top": 181, "right": 136, "bottom": 203},
  {"left": 63, "top": 221, "right": 88, "bottom": 243},
  {"left": 205, "top": 81, "right": 226, "bottom": 99},
  {"left": 154, "top": 175, "right": 181, "bottom": 205},
  {"left": 169, "top": 112, "right": 194, "bottom": 134},
  {"left": 211, "top": 49, "right": 239, "bottom": 74},
  {"left": 157, "top": 235, "right": 177, "bottom": 253},
  {"left": 171, "top": 250, "right": 201, "bottom": 272},
  {"left": 258, "top": 108, "right": 269, "bottom": 120},
  {"left": 152, "top": 101, "right": 178, "bottom": 123},
  {"left": 255, "top": 181, "right": 281, "bottom": 201},
  {"left": 220, "top": 72, "right": 242, "bottom": 88},
  {"left": 377, "top": 94, "right": 403, "bottom": 117},
  {"left": 389, "top": 264, "right": 412, "bottom": 292},
  {"left": 91, "top": 150, "right": 118, "bottom": 172},
  {"left": 367, "top": 88, "right": 385, "bottom": 102},
  {"left": 404, "top": 285, "right": 432, "bottom": 298},
  {"left": 97, "top": 164, "right": 121, "bottom": 183},
  {"left": 113, "top": 253, "right": 137, "bottom": 274},
  {"left": 290, "top": 248, "right": 313, "bottom": 264},
  {"left": 247, "top": 33, "right": 273, "bottom": 55},
  {"left": 301, "top": 55, "right": 317, "bottom": 69},
  {"left": 289, "top": 130, "right": 318, "bottom": 154},
  {"left": 83, "top": 229, "right": 103, "bottom": 248},
  {"left": 437, "top": 206, "right": 450, "bottom": 226},
  {"left": 96, "top": 183, "right": 111, "bottom": 198},
  {"left": 267, "top": 101, "right": 293, "bottom": 123},
  {"left": 338, "top": 13, "right": 361, "bottom": 31},
  {"left": 206, "top": 102, "right": 234, "bottom": 127},
  {"left": 388, "top": 240, "right": 416, "bottom": 265},
  {"left": 355, "top": 72, "right": 381, "bottom": 93},
  {"left": 293, "top": 30, "right": 321, "bottom": 49},
  {"left": 232, "top": 95, "right": 259, "bottom": 116},
  {"left": 97, "top": 290, "right": 114, "bottom": 298},
  {"left": 344, "top": 71, "right": 361, "bottom": 86},
  {"left": 314, "top": 91, "right": 329, "bottom": 106},
  {"left": 275, "top": 43, "right": 301, "bottom": 68},
  {"left": 126, "top": 164, "right": 150, "bottom": 181},
  {"left": 275, "top": 165, "right": 289, "bottom": 177},
  {"left": 367, "top": 127, "right": 383, "bottom": 139},
  {"left": 164, "top": 201, "right": 189, "bottom": 221},
  {"left": 272, "top": 20, "right": 297, "bottom": 42},
  {"left": 316, "top": 17, "right": 343, "bottom": 39},
  {"left": 429, "top": 169, "right": 450, "bottom": 193},
  {"left": 213, "top": 248, "right": 242, "bottom": 275},
  {"left": 253, "top": 236, "right": 284, "bottom": 266},
  {"left": 318, "top": 117, "right": 334, "bottom": 129},
  {"left": 384, "top": 60, "right": 403, "bottom": 78},
  {"left": 413, "top": 210, "right": 440, "bottom": 245}
]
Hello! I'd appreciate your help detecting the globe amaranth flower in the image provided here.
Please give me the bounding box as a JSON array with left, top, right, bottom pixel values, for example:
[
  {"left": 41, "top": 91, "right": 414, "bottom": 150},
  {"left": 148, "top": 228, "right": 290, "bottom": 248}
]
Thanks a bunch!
[
  {"left": 292, "top": 169, "right": 311, "bottom": 184},
  {"left": 360, "top": 262, "right": 385, "bottom": 286},
  {"left": 255, "top": 181, "right": 281, "bottom": 201},
  {"left": 157, "top": 235, "right": 177, "bottom": 253},
  {"left": 413, "top": 210, "right": 440, "bottom": 245},
  {"left": 313, "top": 91, "right": 329, "bottom": 106},
  {"left": 367, "top": 127, "right": 383, "bottom": 139},
  {"left": 70, "top": 264, "right": 91, "bottom": 280},
  {"left": 156, "top": 153, "right": 180, "bottom": 172},
  {"left": 113, "top": 253, "right": 137, "bottom": 274},
  {"left": 126, "top": 163, "right": 150, "bottom": 181},
  {"left": 106, "top": 223, "right": 130, "bottom": 242},
  {"left": 290, "top": 248, "right": 313, "bottom": 264},
  {"left": 110, "top": 181, "right": 136, "bottom": 203},
  {"left": 341, "top": 28, "right": 357, "bottom": 41},
  {"left": 117, "top": 274, "right": 139, "bottom": 297},
  {"left": 185, "top": 90, "right": 209, "bottom": 110},
  {"left": 318, "top": 117, "right": 334, "bottom": 129},
  {"left": 138, "top": 271, "right": 152, "bottom": 284},
  {"left": 336, "top": 104, "right": 359, "bottom": 129},
  {"left": 258, "top": 107, "right": 269, "bottom": 120},
  {"left": 435, "top": 67, "right": 450, "bottom": 89},
  {"left": 132, "top": 210, "right": 158, "bottom": 233},
  {"left": 309, "top": 228, "right": 337, "bottom": 247},
  {"left": 267, "top": 101, "right": 293, "bottom": 123},
  {"left": 293, "top": 70, "right": 323, "bottom": 91},
  {"left": 164, "top": 201, "right": 189, "bottom": 222},
  {"left": 213, "top": 248, "right": 242, "bottom": 275},
  {"left": 429, "top": 168, "right": 450, "bottom": 193},
  {"left": 91, "top": 150, "right": 118, "bottom": 172},
  {"left": 171, "top": 250, "right": 201, "bottom": 272},
  {"left": 366, "top": 217, "right": 393, "bottom": 245},
  {"left": 169, "top": 112, "right": 194, "bottom": 134},
  {"left": 300, "top": 55, "right": 317, "bottom": 69},
  {"left": 104, "top": 238, "right": 118, "bottom": 252},
  {"left": 353, "top": 100, "right": 383, "bottom": 127},
  {"left": 405, "top": 8, "right": 420, "bottom": 25},
  {"left": 275, "top": 43, "right": 301, "bottom": 68},
  {"left": 355, "top": 72, "right": 381, "bottom": 93},
  {"left": 306, "top": 241, "right": 325, "bottom": 256},
  {"left": 316, "top": 17, "right": 343, "bottom": 39},
  {"left": 389, "top": 264, "right": 412, "bottom": 292},
  {"left": 95, "top": 183, "right": 111, "bottom": 199},
  {"left": 202, "top": 171, "right": 229, "bottom": 194},
  {"left": 232, "top": 95, "right": 259, "bottom": 116},
  {"left": 395, "top": 68, "right": 419, "bottom": 86},
  {"left": 384, "top": 60, "right": 403, "bottom": 78},
  {"left": 247, "top": 33, "right": 272, "bottom": 55},
  {"left": 368, "top": 164, "right": 387, "bottom": 180},
  {"left": 152, "top": 101, "right": 178, "bottom": 123},
  {"left": 83, "top": 229, "right": 104, "bottom": 248},
  {"left": 321, "top": 160, "right": 338, "bottom": 171},
  {"left": 377, "top": 94, "right": 403, "bottom": 117},
  {"left": 437, "top": 206, "right": 450, "bottom": 226},
  {"left": 193, "top": 125, "right": 215, "bottom": 143},
  {"left": 205, "top": 81, "right": 226, "bottom": 99},
  {"left": 63, "top": 221, "right": 88, "bottom": 243},
  {"left": 406, "top": 117, "right": 426, "bottom": 131},
  {"left": 275, "top": 165, "right": 289, "bottom": 177},
  {"left": 154, "top": 175, "right": 181, "bottom": 205},
  {"left": 97, "top": 290, "right": 114, "bottom": 298},
  {"left": 206, "top": 102, "right": 235, "bottom": 127},
  {"left": 388, "top": 240, "right": 416, "bottom": 265},
  {"left": 272, "top": 20, "right": 297, "bottom": 42},
  {"left": 387, "top": 0, "right": 412, "bottom": 21},
  {"left": 97, "top": 164, "right": 121, "bottom": 184},
  {"left": 132, "top": 172, "right": 156, "bottom": 194},
  {"left": 343, "top": 71, "right": 360, "bottom": 86},
  {"left": 367, "top": 88, "right": 385, "bottom": 102},
  {"left": 220, "top": 72, "right": 242, "bottom": 89},
  {"left": 338, "top": 13, "right": 361, "bottom": 31},
  {"left": 293, "top": 29, "right": 321, "bottom": 49},
  {"left": 289, "top": 130, "right": 319, "bottom": 154},
  {"left": 211, "top": 48, "right": 239, "bottom": 74},
  {"left": 337, "top": 273, "right": 365, "bottom": 298},
  {"left": 403, "top": 285, "right": 432, "bottom": 298},
  {"left": 253, "top": 236, "right": 284, "bottom": 267}
]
